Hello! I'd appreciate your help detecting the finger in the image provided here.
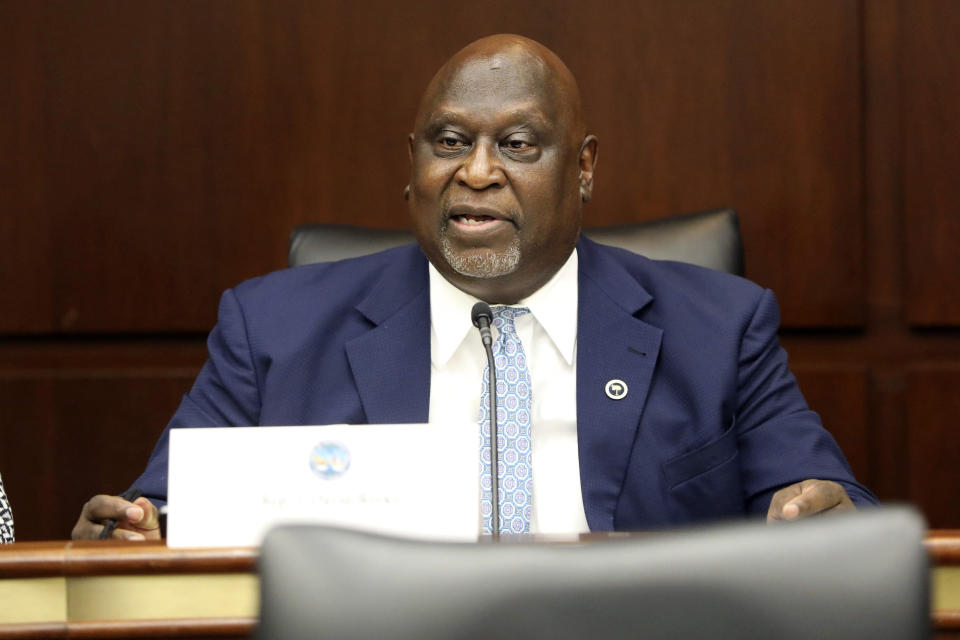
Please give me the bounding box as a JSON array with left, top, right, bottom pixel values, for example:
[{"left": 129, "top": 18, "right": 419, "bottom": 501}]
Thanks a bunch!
[
  {"left": 73, "top": 494, "right": 133, "bottom": 540},
  {"left": 80, "top": 494, "right": 138, "bottom": 524},
  {"left": 109, "top": 526, "right": 147, "bottom": 541},
  {"left": 766, "top": 483, "right": 803, "bottom": 523},
  {"left": 122, "top": 497, "right": 160, "bottom": 533},
  {"left": 107, "top": 498, "right": 160, "bottom": 542},
  {"left": 781, "top": 480, "right": 845, "bottom": 520},
  {"left": 72, "top": 516, "right": 102, "bottom": 540},
  {"left": 74, "top": 494, "right": 159, "bottom": 541}
]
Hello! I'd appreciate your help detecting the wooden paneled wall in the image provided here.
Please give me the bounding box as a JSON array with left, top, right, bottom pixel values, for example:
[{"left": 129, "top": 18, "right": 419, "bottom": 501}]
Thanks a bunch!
[{"left": 1, "top": 0, "right": 958, "bottom": 540}]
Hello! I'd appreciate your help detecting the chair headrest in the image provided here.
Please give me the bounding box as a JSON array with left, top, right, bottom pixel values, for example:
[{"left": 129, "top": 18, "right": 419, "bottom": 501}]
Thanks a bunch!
[
  {"left": 288, "top": 207, "right": 744, "bottom": 276},
  {"left": 255, "top": 507, "right": 928, "bottom": 640}
]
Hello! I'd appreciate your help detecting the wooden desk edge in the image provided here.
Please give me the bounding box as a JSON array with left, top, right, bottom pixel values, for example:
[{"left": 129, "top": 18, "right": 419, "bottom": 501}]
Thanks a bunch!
[
  {"left": 927, "top": 531, "right": 960, "bottom": 565},
  {"left": 1, "top": 534, "right": 959, "bottom": 636},
  {"left": 0, "top": 617, "right": 257, "bottom": 639},
  {"left": 1, "top": 530, "right": 958, "bottom": 577},
  {"left": 0, "top": 541, "right": 257, "bottom": 577},
  {"left": 934, "top": 609, "right": 960, "bottom": 630}
]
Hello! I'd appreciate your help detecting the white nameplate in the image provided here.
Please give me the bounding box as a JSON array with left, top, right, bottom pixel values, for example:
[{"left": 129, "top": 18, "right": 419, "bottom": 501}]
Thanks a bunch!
[{"left": 166, "top": 423, "right": 479, "bottom": 548}]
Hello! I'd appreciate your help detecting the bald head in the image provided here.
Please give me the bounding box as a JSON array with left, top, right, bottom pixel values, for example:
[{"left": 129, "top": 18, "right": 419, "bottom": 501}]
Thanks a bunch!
[
  {"left": 416, "top": 35, "right": 586, "bottom": 146},
  {"left": 407, "top": 35, "right": 598, "bottom": 304}
]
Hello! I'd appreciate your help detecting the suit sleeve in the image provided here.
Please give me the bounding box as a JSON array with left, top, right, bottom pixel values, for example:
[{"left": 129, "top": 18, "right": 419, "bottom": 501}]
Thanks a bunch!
[
  {"left": 734, "top": 289, "right": 877, "bottom": 513},
  {"left": 131, "top": 288, "right": 262, "bottom": 507}
]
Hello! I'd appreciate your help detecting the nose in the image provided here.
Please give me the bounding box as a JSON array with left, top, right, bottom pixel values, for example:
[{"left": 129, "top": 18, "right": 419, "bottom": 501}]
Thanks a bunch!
[{"left": 455, "top": 141, "right": 506, "bottom": 190}]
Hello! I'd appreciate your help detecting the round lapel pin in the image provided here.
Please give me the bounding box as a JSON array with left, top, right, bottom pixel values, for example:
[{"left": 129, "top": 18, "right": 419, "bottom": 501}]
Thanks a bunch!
[{"left": 605, "top": 379, "right": 628, "bottom": 400}]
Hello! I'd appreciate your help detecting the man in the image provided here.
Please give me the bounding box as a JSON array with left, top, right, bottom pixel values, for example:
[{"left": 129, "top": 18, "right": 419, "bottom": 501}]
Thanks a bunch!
[{"left": 73, "top": 35, "right": 875, "bottom": 541}]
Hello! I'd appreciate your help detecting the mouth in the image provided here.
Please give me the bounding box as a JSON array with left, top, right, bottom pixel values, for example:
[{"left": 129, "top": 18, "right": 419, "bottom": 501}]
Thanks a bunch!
[{"left": 445, "top": 205, "right": 515, "bottom": 232}]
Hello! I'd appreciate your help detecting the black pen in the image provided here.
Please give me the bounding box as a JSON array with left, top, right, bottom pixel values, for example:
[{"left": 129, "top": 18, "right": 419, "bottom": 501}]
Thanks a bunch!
[{"left": 99, "top": 487, "right": 144, "bottom": 540}]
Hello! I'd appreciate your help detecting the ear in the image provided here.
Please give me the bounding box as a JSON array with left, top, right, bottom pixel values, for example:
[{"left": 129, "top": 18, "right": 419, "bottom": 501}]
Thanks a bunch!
[
  {"left": 578, "top": 135, "right": 599, "bottom": 203},
  {"left": 405, "top": 134, "right": 415, "bottom": 201}
]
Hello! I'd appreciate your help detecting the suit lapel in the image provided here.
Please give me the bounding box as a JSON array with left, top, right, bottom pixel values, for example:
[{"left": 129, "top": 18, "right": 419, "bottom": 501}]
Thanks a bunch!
[
  {"left": 576, "top": 238, "right": 663, "bottom": 531},
  {"left": 341, "top": 240, "right": 662, "bottom": 530},
  {"left": 345, "top": 247, "right": 432, "bottom": 424}
]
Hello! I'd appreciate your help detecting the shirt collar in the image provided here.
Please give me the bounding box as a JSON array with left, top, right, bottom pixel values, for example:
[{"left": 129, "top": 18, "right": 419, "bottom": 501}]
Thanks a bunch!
[{"left": 429, "top": 248, "right": 579, "bottom": 366}]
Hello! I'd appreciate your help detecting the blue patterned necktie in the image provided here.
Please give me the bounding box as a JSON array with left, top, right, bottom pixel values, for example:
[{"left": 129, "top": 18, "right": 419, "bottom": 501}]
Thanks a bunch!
[{"left": 479, "top": 306, "right": 534, "bottom": 534}]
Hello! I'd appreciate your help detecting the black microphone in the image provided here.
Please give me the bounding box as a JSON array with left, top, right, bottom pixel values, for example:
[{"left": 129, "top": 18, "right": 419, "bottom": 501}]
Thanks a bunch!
[
  {"left": 471, "top": 302, "right": 493, "bottom": 347},
  {"left": 471, "top": 301, "right": 499, "bottom": 539}
]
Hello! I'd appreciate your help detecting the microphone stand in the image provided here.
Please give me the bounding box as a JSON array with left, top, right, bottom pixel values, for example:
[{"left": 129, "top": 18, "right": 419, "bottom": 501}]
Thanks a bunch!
[{"left": 472, "top": 302, "right": 499, "bottom": 539}]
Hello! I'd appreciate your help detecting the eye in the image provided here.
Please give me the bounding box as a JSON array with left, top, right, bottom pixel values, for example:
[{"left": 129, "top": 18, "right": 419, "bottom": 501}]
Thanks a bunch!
[
  {"left": 437, "top": 131, "right": 468, "bottom": 151},
  {"left": 501, "top": 135, "right": 536, "bottom": 154}
]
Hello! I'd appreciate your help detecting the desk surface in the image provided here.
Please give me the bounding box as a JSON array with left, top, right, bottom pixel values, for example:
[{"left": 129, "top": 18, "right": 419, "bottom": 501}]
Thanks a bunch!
[{"left": 1, "top": 532, "right": 958, "bottom": 639}]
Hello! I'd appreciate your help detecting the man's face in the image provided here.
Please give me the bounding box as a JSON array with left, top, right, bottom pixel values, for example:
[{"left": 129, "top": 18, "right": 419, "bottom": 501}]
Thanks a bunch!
[{"left": 408, "top": 51, "right": 589, "bottom": 303}]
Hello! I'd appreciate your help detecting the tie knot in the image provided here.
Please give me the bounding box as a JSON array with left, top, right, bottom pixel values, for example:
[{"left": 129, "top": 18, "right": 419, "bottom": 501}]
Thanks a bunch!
[{"left": 492, "top": 306, "right": 530, "bottom": 332}]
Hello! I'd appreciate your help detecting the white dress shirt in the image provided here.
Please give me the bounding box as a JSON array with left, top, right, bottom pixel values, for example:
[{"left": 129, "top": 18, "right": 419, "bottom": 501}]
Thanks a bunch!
[{"left": 427, "top": 249, "right": 589, "bottom": 534}]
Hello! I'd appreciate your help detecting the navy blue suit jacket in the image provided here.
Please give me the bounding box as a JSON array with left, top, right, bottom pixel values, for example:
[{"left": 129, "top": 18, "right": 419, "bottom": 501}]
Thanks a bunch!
[{"left": 135, "top": 237, "right": 875, "bottom": 529}]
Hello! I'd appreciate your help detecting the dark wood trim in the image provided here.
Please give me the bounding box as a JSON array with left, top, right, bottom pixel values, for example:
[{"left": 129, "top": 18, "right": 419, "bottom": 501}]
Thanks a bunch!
[
  {"left": 2, "top": 533, "right": 958, "bottom": 636},
  {"left": 66, "top": 617, "right": 256, "bottom": 639},
  {"left": 926, "top": 531, "right": 960, "bottom": 566},
  {"left": 64, "top": 541, "right": 257, "bottom": 576},
  {"left": 2, "top": 531, "right": 956, "bottom": 577},
  {"left": 0, "top": 541, "right": 256, "bottom": 578},
  {"left": 0, "top": 618, "right": 256, "bottom": 640},
  {"left": 934, "top": 610, "right": 960, "bottom": 630},
  {"left": 0, "top": 623, "right": 67, "bottom": 639}
]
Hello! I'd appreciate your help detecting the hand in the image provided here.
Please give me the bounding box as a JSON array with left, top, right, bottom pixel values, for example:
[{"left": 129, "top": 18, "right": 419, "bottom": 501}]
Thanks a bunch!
[
  {"left": 71, "top": 494, "right": 161, "bottom": 541},
  {"left": 766, "top": 479, "right": 855, "bottom": 523}
]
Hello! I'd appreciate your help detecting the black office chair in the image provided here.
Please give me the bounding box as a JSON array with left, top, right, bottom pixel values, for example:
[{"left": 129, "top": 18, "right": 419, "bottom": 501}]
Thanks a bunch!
[
  {"left": 254, "top": 507, "right": 929, "bottom": 640},
  {"left": 288, "top": 207, "right": 744, "bottom": 276}
]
